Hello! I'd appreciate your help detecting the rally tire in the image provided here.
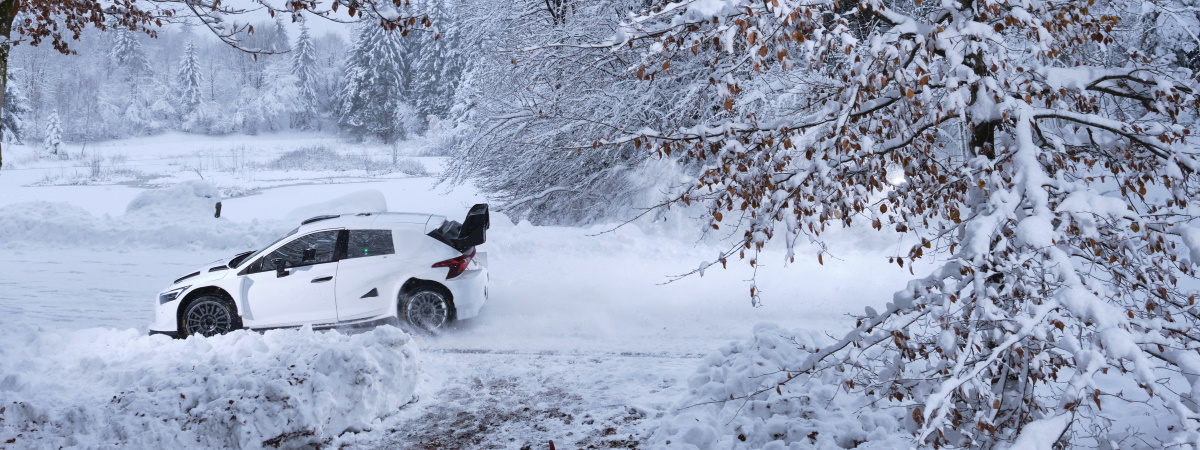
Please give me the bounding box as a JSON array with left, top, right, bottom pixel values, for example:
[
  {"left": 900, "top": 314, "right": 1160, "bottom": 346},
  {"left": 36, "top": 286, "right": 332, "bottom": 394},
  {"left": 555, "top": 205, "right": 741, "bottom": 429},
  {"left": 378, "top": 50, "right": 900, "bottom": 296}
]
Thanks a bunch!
[
  {"left": 401, "top": 287, "right": 456, "bottom": 333},
  {"left": 181, "top": 295, "right": 242, "bottom": 337}
]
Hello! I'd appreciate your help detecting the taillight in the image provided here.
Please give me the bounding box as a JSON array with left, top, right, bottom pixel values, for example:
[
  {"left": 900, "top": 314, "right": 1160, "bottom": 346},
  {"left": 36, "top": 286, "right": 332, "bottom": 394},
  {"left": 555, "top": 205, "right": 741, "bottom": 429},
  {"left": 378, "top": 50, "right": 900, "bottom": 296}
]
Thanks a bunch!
[{"left": 432, "top": 249, "right": 475, "bottom": 279}]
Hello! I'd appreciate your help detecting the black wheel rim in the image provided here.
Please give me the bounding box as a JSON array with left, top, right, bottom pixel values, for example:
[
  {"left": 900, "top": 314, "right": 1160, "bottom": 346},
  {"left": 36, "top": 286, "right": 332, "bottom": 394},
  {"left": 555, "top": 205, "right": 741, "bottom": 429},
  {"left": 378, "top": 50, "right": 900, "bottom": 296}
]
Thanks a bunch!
[
  {"left": 407, "top": 291, "right": 448, "bottom": 331},
  {"left": 185, "top": 301, "right": 232, "bottom": 337}
]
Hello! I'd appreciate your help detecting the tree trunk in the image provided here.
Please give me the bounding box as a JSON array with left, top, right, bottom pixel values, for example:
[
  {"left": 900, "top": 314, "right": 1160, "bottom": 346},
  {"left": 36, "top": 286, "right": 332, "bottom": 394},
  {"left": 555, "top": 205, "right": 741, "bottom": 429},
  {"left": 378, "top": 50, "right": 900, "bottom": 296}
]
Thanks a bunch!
[{"left": 0, "top": 0, "right": 17, "bottom": 169}]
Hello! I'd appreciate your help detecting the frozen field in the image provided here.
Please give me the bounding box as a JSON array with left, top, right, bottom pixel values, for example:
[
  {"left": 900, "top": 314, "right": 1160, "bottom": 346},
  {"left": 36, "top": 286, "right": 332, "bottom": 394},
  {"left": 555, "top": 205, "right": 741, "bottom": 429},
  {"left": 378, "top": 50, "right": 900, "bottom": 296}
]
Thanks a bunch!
[{"left": 0, "top": 134, "right": 921, "bottom": 448}]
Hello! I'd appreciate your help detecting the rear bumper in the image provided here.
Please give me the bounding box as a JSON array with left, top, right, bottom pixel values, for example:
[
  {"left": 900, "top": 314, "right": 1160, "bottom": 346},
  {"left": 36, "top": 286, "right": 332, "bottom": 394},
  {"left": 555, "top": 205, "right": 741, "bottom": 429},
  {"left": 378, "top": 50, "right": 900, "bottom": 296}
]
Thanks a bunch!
[{"left": 446, "top": 267, "right": 488, "bottom": 320}]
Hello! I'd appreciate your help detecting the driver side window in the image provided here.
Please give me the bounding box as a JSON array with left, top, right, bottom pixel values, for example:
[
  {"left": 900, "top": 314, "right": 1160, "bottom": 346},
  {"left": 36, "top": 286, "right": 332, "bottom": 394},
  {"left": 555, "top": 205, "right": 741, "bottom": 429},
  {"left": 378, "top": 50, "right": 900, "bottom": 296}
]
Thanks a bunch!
[{"left": 260, "top": 230, "right": 340, "bottom": 271}]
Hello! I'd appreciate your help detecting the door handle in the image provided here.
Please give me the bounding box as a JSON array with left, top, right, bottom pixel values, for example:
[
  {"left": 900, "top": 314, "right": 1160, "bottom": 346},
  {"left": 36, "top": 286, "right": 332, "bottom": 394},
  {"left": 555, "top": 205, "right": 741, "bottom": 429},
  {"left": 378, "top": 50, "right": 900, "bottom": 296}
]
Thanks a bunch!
[{"left": 311, "top": 276, "right": 333, "bottom": 283}]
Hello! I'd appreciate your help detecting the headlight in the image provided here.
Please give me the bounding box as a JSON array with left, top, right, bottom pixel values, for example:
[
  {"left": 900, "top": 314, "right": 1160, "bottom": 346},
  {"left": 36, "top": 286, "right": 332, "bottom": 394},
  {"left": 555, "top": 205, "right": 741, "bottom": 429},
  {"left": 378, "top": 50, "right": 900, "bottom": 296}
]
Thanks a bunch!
[{"left": 158, "top": 286, "right": 190, "bottom": 304}]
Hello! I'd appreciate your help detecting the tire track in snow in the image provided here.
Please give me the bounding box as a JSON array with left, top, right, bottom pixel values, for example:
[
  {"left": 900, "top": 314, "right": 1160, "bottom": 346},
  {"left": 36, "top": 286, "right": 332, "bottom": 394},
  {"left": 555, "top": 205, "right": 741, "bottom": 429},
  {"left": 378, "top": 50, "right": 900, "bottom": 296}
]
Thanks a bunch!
[{"left": 423, "top": 348, "right": 704, "bottom": 359}]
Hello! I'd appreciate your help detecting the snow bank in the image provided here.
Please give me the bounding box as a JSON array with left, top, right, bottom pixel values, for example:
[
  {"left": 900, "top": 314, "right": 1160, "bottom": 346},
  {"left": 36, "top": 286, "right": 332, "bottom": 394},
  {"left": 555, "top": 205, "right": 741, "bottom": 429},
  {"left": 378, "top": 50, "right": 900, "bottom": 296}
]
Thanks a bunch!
[
  {"left": 0, "top": 201, "right": 283, "bottom": 250},
  {"left": 0, "top": 181, "right": 290, "bottom": 250},
  {"left": 649, "top": 323, "right": 909, "bottom": 449},
  {"left": 286, "top": 189, "right": 388, "bottom": 221},
  {"left": 126, "top": 179, "right": 221, "bottom": 218},
  {"left": 0, "top": 325, "right": 419, "bottom": 449}
]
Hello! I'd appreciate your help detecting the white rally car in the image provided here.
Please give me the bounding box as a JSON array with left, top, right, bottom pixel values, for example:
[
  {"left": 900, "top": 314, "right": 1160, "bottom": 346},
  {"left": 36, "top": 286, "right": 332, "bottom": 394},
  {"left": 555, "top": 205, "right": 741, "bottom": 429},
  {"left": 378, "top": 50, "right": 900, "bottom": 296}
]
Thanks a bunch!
[{"left": 149, "top": 204, "right": 490, "bottom": 337}]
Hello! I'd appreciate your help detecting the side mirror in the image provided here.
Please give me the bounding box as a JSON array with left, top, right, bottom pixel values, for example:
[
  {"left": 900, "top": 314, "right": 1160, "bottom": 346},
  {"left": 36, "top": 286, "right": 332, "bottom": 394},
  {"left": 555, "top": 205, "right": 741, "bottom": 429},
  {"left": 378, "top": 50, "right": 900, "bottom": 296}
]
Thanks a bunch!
[
  {"left": 273, "top": 258, "right": 289, "bottom": 277},
  {"left": 302, "top": 248, "right": 317, "bottom": 262}
]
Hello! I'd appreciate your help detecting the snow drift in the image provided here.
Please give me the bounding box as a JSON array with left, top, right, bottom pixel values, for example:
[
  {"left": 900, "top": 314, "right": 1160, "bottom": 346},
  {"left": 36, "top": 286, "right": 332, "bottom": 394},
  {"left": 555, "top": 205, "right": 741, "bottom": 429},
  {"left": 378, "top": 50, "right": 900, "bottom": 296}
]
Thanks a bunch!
[
  {"left": 285, "top": 189, "right": 388, "bottom": 221},
  {"left": 0, "top": 200, "right": 283, "bottom": 250},
  {"left": 126, "top": 179, "right": 221, "bottom": 218},
  {"left": 0, "top": 325, "right": 419, "bottom": 449},
  {"left": 0, "top": 181, "right": 286, "bottom": 250},
  {"left": 650, "top": 323, "right": 909, "bottom": 449}
]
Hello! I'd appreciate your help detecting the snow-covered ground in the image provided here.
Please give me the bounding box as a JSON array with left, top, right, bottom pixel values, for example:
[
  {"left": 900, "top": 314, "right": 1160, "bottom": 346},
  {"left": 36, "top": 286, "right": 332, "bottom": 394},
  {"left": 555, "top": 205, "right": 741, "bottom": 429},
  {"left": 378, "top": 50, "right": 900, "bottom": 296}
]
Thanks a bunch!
[{"left": 0, "top": 134, "right": 924, "bottom": 448}]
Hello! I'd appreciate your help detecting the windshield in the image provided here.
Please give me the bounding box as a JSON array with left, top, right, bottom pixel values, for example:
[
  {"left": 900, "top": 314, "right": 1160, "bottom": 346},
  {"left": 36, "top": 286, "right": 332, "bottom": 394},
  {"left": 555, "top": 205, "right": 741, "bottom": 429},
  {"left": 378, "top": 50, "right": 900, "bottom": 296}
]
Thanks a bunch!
[{"left": 235, "top": 227, "right": 299, "bottom": 269}]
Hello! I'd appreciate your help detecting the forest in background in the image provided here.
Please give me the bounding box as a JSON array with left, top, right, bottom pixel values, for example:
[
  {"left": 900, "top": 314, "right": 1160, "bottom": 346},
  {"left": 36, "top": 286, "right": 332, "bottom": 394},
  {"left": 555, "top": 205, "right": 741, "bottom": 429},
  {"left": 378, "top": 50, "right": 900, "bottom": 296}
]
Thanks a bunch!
[{"left": 3, "top": 2, "right": 462, "bottom": 149}]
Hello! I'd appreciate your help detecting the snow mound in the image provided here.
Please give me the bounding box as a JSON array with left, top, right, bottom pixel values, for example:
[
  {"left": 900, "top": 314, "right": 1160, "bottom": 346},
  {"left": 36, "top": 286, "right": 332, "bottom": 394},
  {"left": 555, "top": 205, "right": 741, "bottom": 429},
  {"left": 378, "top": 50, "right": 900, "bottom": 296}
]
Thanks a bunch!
[
  {"left": 126, "top": 179, "right": 221, "bottom": 218},
  {"left": 0, "top": 325, "right": 419, "bottom": 449},
  {"left": 286, "top": 189, "right": 388, "bottom": 221},
  {"left": 0, "top": 200, "right": 284, "bottom": 250},
  {"left": 650, "top": 323, "right": 909, "bottom": 449}
]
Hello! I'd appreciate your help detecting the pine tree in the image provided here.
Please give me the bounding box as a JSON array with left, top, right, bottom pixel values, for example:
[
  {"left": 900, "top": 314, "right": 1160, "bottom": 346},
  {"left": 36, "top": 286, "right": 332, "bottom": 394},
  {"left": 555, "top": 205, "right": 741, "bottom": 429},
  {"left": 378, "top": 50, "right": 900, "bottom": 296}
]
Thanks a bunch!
[
  {"left": 292, "top": 24, "right": 320, "bottom": 130},
  {"left": 242, "top": 60, "right": 300, "bottom": 133},
  {"left": 176, "top": 41, "right": 203, "bottom": 121},
  {"left": 1, "top": 70, "right": 29, "bottom": 143},
  {"left": 412, "top": 0, "right": 462, "bottom": 120},
  {"left": 42, "top": 110, "right": 63, "bottom": 159},
  {"left": 338, "top": 23, "right": 412, "bottom": 143},
  {"left": 108, "top": 27, "right": 151, "bottom": 77},
  {"left": 267, "top": 18, "right": 291, "bottom": 53}
]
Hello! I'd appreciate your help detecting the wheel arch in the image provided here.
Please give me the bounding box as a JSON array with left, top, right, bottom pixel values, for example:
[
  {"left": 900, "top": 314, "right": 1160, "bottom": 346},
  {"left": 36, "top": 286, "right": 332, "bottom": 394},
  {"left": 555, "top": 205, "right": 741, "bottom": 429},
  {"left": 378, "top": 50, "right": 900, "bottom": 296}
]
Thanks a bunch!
[
  {"left": 178, "top": 286, "right": 237, "bottom": 332},
  {"left": 398, "top": 278, "right": 456, "bottom": 322}
]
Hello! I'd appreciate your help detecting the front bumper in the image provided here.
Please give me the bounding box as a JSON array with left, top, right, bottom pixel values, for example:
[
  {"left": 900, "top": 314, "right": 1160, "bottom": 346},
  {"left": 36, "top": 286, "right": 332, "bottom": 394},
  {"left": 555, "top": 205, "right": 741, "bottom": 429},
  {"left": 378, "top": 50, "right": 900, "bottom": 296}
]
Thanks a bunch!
[{"left": 148, "top": 298, "right": 183, "bottom": 336}]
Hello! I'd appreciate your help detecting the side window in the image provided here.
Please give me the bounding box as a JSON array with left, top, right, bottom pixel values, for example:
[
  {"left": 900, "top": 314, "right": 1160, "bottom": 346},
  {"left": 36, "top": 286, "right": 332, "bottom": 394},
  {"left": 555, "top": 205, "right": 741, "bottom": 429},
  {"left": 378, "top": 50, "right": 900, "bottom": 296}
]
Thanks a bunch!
[
  {"left": 262, "top": 230, "right": 340, "bottom": 270},
  {"left": 345, "top": 230, "right": 395, "bottom": 260}
]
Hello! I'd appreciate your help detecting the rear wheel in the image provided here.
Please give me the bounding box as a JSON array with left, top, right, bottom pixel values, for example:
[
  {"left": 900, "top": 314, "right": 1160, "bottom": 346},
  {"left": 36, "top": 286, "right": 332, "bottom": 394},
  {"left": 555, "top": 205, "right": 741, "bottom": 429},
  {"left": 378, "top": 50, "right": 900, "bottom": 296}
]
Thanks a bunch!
[
  {"left": 182, "top": 296, "right": 241, "bottom": 337},
  {"left": 402, "top": 288, "right": 456, "bottom": 332}
]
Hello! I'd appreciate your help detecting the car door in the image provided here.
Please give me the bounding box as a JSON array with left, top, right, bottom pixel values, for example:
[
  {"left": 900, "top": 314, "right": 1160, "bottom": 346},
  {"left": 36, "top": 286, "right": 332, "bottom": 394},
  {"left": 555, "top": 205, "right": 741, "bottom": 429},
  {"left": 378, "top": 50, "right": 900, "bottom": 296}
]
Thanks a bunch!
[
  {"left": 334, "top": 229, "right": 400, "bottom": 321},
  {"left": 239, "top": 229, "right": 342, "bottom": 328}
]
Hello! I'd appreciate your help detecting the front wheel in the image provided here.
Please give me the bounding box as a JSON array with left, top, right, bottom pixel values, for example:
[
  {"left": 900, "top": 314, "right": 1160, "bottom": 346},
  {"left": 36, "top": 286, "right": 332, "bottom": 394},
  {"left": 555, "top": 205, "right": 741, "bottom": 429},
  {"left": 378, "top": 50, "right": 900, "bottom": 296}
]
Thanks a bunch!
[
  {"left": 402, "top": 289, "right": 456, "bottom": 332},
  {"left": 182, "top": 296, "right": 241, "bottom": 337}
]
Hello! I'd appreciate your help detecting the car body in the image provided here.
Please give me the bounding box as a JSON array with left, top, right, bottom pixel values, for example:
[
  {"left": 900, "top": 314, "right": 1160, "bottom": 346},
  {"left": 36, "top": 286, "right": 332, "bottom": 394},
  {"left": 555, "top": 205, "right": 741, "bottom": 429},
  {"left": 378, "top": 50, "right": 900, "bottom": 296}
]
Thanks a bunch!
[{"left": 149, "top": 205, "right": 490, "bottom": 337}]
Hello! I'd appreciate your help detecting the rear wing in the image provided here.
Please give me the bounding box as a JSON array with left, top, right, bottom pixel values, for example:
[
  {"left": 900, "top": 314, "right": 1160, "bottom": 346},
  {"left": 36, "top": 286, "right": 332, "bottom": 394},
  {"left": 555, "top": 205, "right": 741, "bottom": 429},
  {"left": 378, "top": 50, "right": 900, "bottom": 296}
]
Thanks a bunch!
[{"left": 427, "top": 204, "right": 490, "bottom": 253}]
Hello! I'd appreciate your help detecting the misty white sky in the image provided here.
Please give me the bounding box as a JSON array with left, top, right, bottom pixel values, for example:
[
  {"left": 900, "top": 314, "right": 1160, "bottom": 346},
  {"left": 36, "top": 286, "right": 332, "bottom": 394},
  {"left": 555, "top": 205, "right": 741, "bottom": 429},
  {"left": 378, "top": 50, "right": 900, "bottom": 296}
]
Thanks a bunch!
[{"left": 184, "top": 1, "right": 361, "bottom": 42}]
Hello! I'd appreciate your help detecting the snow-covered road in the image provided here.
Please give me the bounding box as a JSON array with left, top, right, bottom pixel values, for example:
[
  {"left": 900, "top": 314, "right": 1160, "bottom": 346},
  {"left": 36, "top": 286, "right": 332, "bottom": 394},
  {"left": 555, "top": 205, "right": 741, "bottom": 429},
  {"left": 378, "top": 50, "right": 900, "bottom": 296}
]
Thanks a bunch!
[{"left": 0, "top": 136, "right": 920, "bottom": 448}]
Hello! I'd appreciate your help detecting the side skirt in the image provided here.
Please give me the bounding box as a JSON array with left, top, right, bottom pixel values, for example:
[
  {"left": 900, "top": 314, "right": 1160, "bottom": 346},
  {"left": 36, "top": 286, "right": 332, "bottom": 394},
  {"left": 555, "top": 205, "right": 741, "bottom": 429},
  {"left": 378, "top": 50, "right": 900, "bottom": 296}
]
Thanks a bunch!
[{"left": 248, "top": 316, "right": 399, "bottom": 334}]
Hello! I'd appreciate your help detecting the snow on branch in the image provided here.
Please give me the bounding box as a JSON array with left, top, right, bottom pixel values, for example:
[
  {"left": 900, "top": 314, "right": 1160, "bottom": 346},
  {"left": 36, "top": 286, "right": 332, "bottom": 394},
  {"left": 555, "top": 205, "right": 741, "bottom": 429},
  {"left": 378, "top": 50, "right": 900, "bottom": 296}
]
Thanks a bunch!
[{"left": 613, "top": 0, "right": 1200, "bottom": 445}]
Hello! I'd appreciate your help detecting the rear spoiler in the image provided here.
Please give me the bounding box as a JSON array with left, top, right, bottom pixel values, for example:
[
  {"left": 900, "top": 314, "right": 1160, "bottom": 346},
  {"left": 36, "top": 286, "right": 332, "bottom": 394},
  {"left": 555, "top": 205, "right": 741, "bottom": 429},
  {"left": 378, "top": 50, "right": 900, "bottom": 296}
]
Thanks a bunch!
[{"left": 427, "top": 204, "right": 490, "bottom": 252}]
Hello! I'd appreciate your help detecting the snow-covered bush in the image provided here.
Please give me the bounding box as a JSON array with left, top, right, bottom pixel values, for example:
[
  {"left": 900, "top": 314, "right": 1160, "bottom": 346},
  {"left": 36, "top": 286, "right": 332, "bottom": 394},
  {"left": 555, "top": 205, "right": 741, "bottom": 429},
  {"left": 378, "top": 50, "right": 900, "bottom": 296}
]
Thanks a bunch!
[
  {"left": 613, "top": 0, "right": 1200, "bottom": 446},
  {"left": 393, "top": 102, "right": 423, "bottom": 140},
  {"left": 31, "top": 151, "right": 145, "bottom": 185},
  {"left": 0, "top": 325, "right": 419, "bottom": 448},
  {"left": 652, "top": 324, "right": 910, "bottom": 449},
  {"left": 267, "top": 144, "right": 425, "bottom": 176},
  {"left": 415, "top": 114, "right": 456, "bottom": 157},
  {"left": 392, "top": 157, "right": 427, "bottom": 177}
]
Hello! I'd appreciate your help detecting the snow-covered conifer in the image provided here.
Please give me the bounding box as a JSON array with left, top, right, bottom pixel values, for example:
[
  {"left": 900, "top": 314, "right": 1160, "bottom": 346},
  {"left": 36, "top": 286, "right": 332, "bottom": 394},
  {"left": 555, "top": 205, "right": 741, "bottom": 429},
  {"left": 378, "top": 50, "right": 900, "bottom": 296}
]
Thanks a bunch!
[
  {"left": 176, "top": 41, "right": 204, "bottom": 121},
  {"left": 292, "top": 24, "right": 320, "bottom": 130},
  {"left": 267, "top": 18, "right": 291, "bottom": 53},
  {"left": 338, "top": 23, "right": 412, "bottom": 142},
  {"left": 108, "top": 27, "right": 151, "bottom": 77},
  {"left": 241, "top": 60, "right": 300, "bottom": 133},
  {"left": 412, "top": 0, "right": 462, "bottom": 119},
  {"left": 2, "top": 72, "right": 30, "bottom": 144},
  {"left": 42, "top": 110, "right": 64, "bottom": 159}
]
